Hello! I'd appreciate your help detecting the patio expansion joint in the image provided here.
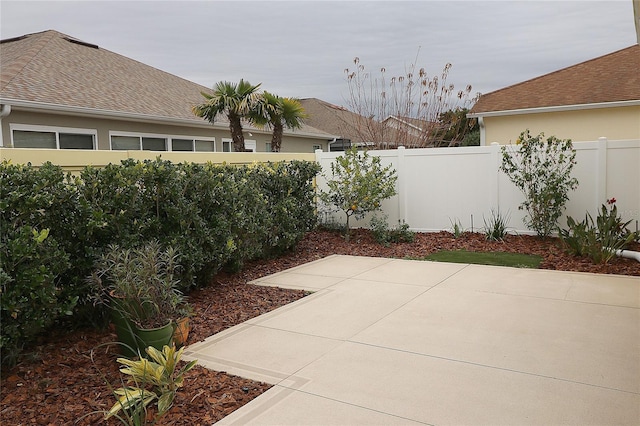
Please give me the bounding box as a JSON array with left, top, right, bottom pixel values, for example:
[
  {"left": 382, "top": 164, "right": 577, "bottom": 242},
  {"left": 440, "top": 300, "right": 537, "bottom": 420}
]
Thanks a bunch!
[
  {"left": 275, "top": 386, "right": 436, "bottom": 426},
  {"left": 448, "top": 286, "right": 640, "bottom": 310},
  {"left": 345, "top": 340, "right": 640, "bottom": 396}
]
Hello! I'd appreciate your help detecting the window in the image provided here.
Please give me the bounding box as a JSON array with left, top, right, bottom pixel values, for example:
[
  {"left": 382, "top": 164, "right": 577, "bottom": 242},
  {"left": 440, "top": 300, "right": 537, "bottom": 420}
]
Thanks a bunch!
[
  {"left": 172, "top": 139, "right": 193, "bottom": 151},
  {"left": 111, "top": 132, "right": 215, "bottom": 152},
  {"left": 60, "top": 133, "right": 95, "bottom": 149},
  {"left": 265, "top": 143, "right": 272, "bottom": 152},
  {"left": 142, "top": 137, "right": 166, "bottom": 151},
  {"left": 222, "top": 139, "right": 233, "bottom": 152},
  {"left": 111, "top": 135, "right": 140, "bottom": 150},
  {"left": 244, "top": 140, "right": 256, "bottom": 152},
  {"left": 13, "top": 130, "right": 56, "bottom": 149},
  {"left": 195, "top": 140, "right": 215, "bottom": 152},
  {"left": 170, "top": 138, "right": 215, "bottom": 152},
  {"left": 11, "top": 125, "right": 96, "bottom": 149}
]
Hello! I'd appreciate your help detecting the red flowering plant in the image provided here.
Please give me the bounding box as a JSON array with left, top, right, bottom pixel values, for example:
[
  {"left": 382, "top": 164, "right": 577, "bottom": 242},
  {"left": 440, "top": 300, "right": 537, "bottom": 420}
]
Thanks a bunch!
[{"left": 560, "top": 197, "right": 639, "bottom": 263}]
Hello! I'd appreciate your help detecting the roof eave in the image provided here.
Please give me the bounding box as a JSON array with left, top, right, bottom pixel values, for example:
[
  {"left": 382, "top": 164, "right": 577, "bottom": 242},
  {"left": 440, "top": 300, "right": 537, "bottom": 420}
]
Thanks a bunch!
[
  {"left": 1, "top": 98, "right": 337, "bottom": 139},
  {"left": 1, "top": 98, "right": 221, "bottom": 129},
  {"left": 468, "top": 99, "right": 640, "bottom": 118}
]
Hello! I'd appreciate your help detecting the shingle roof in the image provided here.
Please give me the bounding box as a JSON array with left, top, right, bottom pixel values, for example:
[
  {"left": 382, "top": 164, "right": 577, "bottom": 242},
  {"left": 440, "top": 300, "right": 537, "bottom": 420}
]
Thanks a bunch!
[
  {"left": 0, "top": 30, "right": 332, "bottom": 137},
  {"left": 299, "top": 98, "right": 370, "bottom": 143},
  {"left": 1, "top": 30, "right": 214, "bottom": 122},
  {"left": 470, "top": 44, "right": 640, "bottom": 114}
]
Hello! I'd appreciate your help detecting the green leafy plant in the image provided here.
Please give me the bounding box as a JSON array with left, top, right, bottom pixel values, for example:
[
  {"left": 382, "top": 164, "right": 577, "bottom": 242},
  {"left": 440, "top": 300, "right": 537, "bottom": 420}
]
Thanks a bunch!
[
  {"left": 0, "top": 226, "right": 75, "bottom": 368},
  {"left": 449, "top": 218, "right": 465, "bottom": 238},
  {"left": 105, "top": 344, "right": 197, "bottom": 424},
  {"left": 559, "top": 198, "right": 639, "bottom": 264},
  {"left": 483, "top": 209, "right": 511, "bottom": 242},
  {"left": 89, "top": 241, "right": 187, "bottom": 330},
  {"left": 500, "top": 130, "right": 578, "bottom": 238},
  {"left": 370, "top": 214, "right": 415, "bottom": 247},
  {"left": 1, "top": 158, "right": 320, "bottom": 363},
  {"left": 319, "top": 147, "right": 397, "bottom": 241}
]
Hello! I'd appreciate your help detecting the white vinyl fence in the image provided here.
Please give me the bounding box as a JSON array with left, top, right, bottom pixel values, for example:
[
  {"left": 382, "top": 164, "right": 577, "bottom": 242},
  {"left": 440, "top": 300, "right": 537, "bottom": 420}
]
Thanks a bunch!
[{"left": 315, "top": 137, "right": 640, "bottom": 235}]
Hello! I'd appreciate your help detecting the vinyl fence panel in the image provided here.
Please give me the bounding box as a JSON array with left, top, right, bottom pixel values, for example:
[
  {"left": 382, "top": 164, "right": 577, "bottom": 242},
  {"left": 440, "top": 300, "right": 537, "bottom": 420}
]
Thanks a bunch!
[{"left": 316, "top": 138, "right": 640, "bottom": 235}]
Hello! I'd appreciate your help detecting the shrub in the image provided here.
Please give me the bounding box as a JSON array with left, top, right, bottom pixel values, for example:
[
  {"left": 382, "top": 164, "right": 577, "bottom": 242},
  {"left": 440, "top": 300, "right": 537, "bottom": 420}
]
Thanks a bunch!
[
  {"left": 370, "top": 214, "right": 415, "bottom": 247},
  {"left": 1, "top": 161, "right": 92, "bottom": 317},
  {"left": 0, "top": 226, "right": 75, "bottom": 367},
  {"left": 559, "top": 198, "right": 639, "bottom": 264},
  {"left": 80, "top": 159, "right": 320, "bottom": 288},
  {"left": 1, "top": 158, "right": 320, "bottom": 365},
  {"left": 319, "top": 147, "right": 397, "bottom": 241},
  {"left": 483, "top": 209, "right": 511, "bottom": 242},
  {"left": 500, "top": 130, "right": 578, "bottom": 238}
]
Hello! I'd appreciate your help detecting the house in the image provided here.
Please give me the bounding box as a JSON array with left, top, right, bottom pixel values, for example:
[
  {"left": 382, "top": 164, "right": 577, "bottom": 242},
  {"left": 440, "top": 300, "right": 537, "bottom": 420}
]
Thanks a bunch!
[
  {"left": 0, "top": 30, "right": 334, "bottom": 153},
  {"left": 468, "top": 44, "right": 640, "bottom": 145},
  {"left": 301, "top": 98, "right": 469, "bottom": 149},
  {"left": 298, "top": 98, "right": 370, "bottom": 150},
  {"left": 300, "top": 98, "right": 419, "bottom": 150}
]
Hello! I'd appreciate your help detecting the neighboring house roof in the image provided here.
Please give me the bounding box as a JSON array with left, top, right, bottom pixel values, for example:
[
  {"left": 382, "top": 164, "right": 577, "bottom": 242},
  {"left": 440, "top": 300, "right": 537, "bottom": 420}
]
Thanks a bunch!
[
  {"left": 470, "top": 44, "right": 640, "bottom": 115},
  {"left": 0, "top": 30, "right": 332, "bottom": 138},
  {"left": 382, "top": 115, "right": 441, "bottom": 134},
  {"left": 299, "top": 98, "right": 370, "bottom": 143}
]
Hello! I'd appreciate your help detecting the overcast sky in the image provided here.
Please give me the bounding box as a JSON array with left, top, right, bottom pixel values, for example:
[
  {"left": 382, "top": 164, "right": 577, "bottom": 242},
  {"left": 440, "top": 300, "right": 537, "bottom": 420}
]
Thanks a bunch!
[{"left": 1, "top": 1, "right": 637, "bottom": 108}]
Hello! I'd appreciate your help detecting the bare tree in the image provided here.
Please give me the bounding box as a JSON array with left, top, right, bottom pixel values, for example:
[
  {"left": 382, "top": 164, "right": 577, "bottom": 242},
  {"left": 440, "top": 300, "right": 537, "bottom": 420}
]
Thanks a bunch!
[{"left": 343, "top": 51, "right": 480, "bottom": 149}]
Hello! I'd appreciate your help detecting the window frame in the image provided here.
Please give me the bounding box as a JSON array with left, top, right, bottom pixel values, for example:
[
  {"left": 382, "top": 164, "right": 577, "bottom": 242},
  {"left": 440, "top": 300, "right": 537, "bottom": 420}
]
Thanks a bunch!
[
  {"left": 222, "top": 138, "right": 233, "bottom": 152},
  {"left": 9, "top": 123, "right": 97, "bottom": 150},
  {"left": 110, "top": 131, "right": 215, "bottom": 152}
]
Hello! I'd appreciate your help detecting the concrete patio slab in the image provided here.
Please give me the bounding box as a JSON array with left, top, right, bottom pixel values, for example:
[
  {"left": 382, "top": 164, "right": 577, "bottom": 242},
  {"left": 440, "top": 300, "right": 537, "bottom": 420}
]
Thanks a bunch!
[
  {"left": 246, "top": 279, "right": 427, "bottom": 340},
  {"left": 352, "top": 285, "right": 640, "bottom": 393},
  {"left": 183, "top": 255, "right": 640, "bottom": 425}
]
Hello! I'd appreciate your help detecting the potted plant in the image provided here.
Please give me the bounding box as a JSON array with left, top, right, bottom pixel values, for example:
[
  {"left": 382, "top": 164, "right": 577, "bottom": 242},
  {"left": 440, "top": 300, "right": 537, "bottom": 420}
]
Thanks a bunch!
[{"left": 89, "top": 241, "right": 191, "bottom": 356}]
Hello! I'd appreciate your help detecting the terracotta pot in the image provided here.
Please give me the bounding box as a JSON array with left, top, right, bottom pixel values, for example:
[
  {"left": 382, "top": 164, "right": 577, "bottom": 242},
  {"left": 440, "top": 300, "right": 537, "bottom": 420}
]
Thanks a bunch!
[{"left": 172, "top": 317, "right": 190, "bottom": 347}]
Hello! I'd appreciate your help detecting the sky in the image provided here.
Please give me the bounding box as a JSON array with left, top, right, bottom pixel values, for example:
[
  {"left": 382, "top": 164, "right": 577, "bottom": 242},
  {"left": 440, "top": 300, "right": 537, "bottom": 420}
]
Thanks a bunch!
[{"left": 1, "top": 1, "right": 637, "bottom": 108}]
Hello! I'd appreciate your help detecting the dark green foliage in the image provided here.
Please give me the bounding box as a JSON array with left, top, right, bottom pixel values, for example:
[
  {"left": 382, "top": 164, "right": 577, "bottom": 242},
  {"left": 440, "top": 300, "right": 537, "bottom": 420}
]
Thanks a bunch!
[
  {"left": 77, "top": 158, "right": 320, "bottom": 288},
  {"left": 461, "top": 129, "right": 480, "bottom": 146},
  {"left": 559, "top": 200, "right": 639, "bottom": 264},
  {"left": 370, "top": 215, "right": 415, "bottom": 247},
  {"left": 0, "top": 158, "right": 320, "bottom": 367},
  {"left": 436, "top": 107, "right": 479, "bottom": 145},
  {"left": 0, "top": 226, "right": 74, "bottom": 368},
  {"left": 0, "top": 162, "right": 81, "bottom": 367}
]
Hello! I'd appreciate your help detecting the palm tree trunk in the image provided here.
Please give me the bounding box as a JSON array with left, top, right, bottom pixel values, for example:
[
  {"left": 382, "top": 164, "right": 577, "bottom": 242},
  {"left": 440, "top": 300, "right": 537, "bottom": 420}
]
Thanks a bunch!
[
  {"left": 271, "top": 124, "right": 284, "bottom": 152},
  {"left": 229, "top": 113, "right": 245, "bottom": 152}
]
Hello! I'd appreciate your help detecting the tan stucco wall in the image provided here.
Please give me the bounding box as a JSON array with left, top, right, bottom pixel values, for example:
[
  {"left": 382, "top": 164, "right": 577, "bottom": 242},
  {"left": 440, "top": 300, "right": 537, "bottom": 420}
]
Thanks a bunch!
[
  {"left": 484, "top": 106, "right": 640, "bottom": 144},
  {"left": 1, "top": 110, "right": 329, "bottom": 152},
  {"left": 0, "top": 147, "right": 316, "bottom": 173}
]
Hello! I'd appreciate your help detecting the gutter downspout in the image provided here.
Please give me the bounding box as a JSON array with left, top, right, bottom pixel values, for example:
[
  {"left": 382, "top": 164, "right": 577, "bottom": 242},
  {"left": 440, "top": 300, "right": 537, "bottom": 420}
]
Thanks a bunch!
[
  {"left": 328, "top": 137, "right": 337, "bottom": 152},
  {"left": 0, "top": 104, "right": 12, "bottom": 147},
  {"left": 613, "top": 249, "right": 640, "bottom": 263},
  {"left": 478, "top": 116, "right": 485, "bottom": 146}
]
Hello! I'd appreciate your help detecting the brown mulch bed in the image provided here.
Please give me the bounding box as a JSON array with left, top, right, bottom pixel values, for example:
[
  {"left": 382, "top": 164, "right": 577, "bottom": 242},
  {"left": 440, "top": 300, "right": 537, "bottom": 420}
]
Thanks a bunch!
[{"left": 2, "top": 229, "right": 639, "bottom": 424}]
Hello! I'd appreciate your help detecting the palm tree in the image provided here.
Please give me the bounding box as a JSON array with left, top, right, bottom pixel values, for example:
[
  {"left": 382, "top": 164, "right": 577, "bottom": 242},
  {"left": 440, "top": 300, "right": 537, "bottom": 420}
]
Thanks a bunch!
[
  {"left": 251, "top": 92, "right": 308, "bottom": 152},
  {"left": 193, "top": 79, "right": 261, "bottom": 152}
]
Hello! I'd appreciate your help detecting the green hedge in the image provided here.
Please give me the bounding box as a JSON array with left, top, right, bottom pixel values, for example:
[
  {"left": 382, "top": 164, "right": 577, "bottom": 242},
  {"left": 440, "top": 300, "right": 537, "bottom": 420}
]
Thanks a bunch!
[{"left": 1, "top": 158, "right": 320, "bottom": 367}]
